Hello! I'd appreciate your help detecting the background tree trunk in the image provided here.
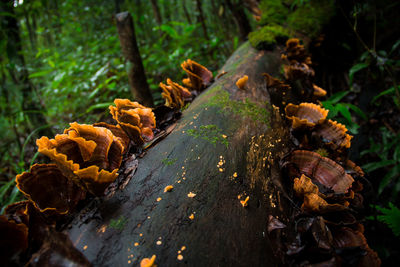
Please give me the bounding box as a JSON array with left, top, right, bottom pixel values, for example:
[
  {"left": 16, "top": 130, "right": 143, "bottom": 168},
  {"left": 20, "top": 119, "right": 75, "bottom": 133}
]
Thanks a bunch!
[
  {"left": 195, "top": 0, "right": 209, "bottom": 40},
  {"left": 225, "top": 0, "right": 251, "bottom": 42},
  {"left": 150, "top": 0, "right": 162, "bottom": 26},
  {"left": 115, "top": 12, "right": 154, "bottom": 107},
  {"left": 64, "top": 42, "right": 294, "bottom": 266}
]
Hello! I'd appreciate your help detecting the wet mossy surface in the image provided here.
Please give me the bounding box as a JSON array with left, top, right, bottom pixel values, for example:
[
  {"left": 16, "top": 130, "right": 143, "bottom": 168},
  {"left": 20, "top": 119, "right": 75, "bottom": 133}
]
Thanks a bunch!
[{"left": 249, "top": 0, "right": 335, "bottom": 49}]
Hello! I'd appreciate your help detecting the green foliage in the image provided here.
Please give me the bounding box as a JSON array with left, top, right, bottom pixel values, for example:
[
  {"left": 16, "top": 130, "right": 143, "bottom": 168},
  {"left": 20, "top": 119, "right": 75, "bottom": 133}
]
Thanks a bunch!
[
  {"left": 361, "top": 127, "right": 400, "bottom": 196},
  {"left": 373, "top": 203, "right": 400, "bottom": 237},
  {"left": 187, "top": 125, "right": 229, "bottom": 148},
  {"left": 322, "top": 91, "right": 367, "bottom": 134}
]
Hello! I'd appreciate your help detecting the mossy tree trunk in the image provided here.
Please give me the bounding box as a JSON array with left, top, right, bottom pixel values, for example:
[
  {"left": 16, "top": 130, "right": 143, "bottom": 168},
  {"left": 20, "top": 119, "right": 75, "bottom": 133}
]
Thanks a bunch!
[{"left": 64, "top": 42, "right": 294, "bottom": 266}]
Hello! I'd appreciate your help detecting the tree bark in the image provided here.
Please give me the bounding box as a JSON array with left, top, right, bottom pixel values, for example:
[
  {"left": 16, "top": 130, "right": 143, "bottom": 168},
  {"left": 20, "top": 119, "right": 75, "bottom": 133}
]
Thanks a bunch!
[
  {"left": 115, "top": 12, "right": 154, "bottom": 107},
  {"left": 150, "top": 0, "right": 162, "bottom": 26},
  {"left": 195, "top": 0, "right": 209, "bottom": 40},
  {"left": 64, "top": 42, "right": 294, "bottom": 266},
  {"left": 225, "top": 0, "right": 252, "bottom": 42}
]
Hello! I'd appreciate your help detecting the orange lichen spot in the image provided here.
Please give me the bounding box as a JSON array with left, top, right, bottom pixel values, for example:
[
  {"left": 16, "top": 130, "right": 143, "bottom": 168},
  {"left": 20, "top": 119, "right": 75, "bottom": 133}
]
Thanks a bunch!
[
  {"left": 189, "top": 213, "right": 195, "bottom": 220},
  {"left": 236, "top": 75, "right": 248, "bottom": 90},
  {"left": 289, "top": 150, "right": 354, "bottom": 194},
  {"left": 164, "top": 185, "right": 174, "bottom": 192},
  {"left": 240, "top": 196, "right": 250, "bottom": 207},
  {"left": 312, "top": 84, "right": 327, "bottom": 97},
  {"left": 109, "top": 99, "right": 156, "bottom": 145},
  {"left": 285, "top": 103, "right": 328, "bottom": 129},
  {"left": 313, "top": 119, "right": 353, "bottom": 150},
  {"left": 187, "top": 192, "right": 196, "bottom": 198},
  {"left": 140, "top": 255, "right": 156, "bottom": 267},
  {"left": 156, "top": 197, "right": 162, "bottom": 202},
  {"left": 181, "top": 59, "right": 213, "bottom": 91},
  {"left": 177, "top": 254, "right": 184, "bottom": 261},
  {"left": 16, "top": 163, "right": 85, "bottom": 215},
  {"left": 134, "top": 242, "right": 139, "bottom": 247},
  {"left": 36, "top": 123, "right": 124, "bottom": 196},
  {"left": 83, "top": 245, "right": 88, "bottom": 250},
  {"left": 233, "top": 172, "right": 238, "bottom": 178},
  {"left": 139, "top": 233, "right": 143, "bottom": 237},
  {"left": 181, "top": 246, "right": 186, "bottom": 251},
  {"left": 160, "top": 78, "right": 192, "bottom": 110}
]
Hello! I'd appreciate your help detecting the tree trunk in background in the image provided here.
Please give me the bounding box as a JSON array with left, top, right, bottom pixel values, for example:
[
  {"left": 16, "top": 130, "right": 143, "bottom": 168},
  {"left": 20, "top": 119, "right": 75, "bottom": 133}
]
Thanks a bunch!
[
  {"left": 22, "top": 4, "right": 36, "bottom": 51},
  {"left": 64, "top": 42, "right": 293, "bottom": 266},
  {"left": 150, "top": 0, "right": 162, "bottom": 26},
  {"left": 195, "top": 0, "right": 209, "bottom": 40},
  {"left": 225, "top": 0, "right": 251, "bottom": 42},
  {"left": 115, "top": 12, "right": 154, "bottom": 107},
  {"left": 1, "top": 0, "right": 51, "bottom": 138},
  {"left": 182, "top": 0, "right": 192, "bottom": 24}
]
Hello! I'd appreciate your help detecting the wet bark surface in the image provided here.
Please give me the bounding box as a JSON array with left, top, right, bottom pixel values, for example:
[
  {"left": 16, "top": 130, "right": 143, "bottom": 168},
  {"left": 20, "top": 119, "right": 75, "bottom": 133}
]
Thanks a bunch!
[{"left": 64, "top": 43, "right": 294, "bottom": 266}]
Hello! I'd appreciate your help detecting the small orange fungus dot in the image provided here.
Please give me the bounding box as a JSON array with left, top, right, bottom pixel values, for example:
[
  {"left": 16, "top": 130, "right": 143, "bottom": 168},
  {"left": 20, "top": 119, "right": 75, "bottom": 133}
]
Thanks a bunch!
[
  {"left": 187, "top": 192, "right": 196, "bottom": 198},
  {"left": 156, "top": 197, "right": 162, "bottom": 202},
  {"left": 164, "top": 185, "right": 174, "bottom": 192},
  {"left": 156, "top": 240, "right": 162, "bottom": 245},
  {"left": 140, "top": 255, "right": 156, "bottom": 267},
  {"left": 181, "top": 246, "right": 186, "bottom": 251},
  {"left": 189, "top": 213, "right": 195, "bottom": 220},
  {"left": 240, "top": 196, "right": 250, "bottom": 207},
  {"left": 236, "top": 75, "right": 248, "bottom": 90},
  {"left": 233, "top": 172, "right": 238, "bottom": 178},
  {"left": 134, "top": 242, "right": 139, "bottom": 247},
  {"left": 177, "top": 254, "right": 184, "bottom": 261},
  {"left": 83, "top": 245, "right": 88, "bottom": 250}
]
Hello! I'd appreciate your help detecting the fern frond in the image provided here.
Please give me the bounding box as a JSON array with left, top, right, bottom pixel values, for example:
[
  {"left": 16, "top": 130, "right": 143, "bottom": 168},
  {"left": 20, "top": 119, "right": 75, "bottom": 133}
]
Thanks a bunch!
[{"left": 376, "top": 203, "right": 400, "bottom": 236}]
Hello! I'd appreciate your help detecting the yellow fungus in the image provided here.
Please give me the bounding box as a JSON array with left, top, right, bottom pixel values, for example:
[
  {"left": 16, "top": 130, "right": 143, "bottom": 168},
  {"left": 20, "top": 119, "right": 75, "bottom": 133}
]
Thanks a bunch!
[
  {"left": 156, "top": 197, "right": 162, "bottom": 202},
  {"left": 240, "top": 196, "right": 250, "bottom": 207},
  {"left": 189, "top": 213, "right": 195, "bottom": 220},
  {"left": 164, "top": 185, "right": 174, "bottom": 192}
]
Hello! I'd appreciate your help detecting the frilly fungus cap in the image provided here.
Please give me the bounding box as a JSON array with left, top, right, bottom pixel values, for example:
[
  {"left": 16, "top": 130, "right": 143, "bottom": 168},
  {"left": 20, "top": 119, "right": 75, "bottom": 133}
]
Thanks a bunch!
[
  {"left": 285, "top": 102, "right": 328, "bottom": 129},
  {"left": 109, "top": 99, "right": 156, "bottom": 144},
  {"left": 36, "top": 123, "right": 124, "bottom": 196},
  {"left": 289, "top": 150, "right": 354, "bottom": 194},
  {"left": 181, "top": 59, "right": 213, "bottom": 91},
  {"left": 16, "top": 164, "right": 86, "bottom": 214}
]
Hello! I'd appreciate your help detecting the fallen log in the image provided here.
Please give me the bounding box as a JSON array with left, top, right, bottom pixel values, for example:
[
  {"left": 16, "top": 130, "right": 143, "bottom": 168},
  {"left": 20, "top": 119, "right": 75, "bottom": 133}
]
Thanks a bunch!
[{"left": 64, "top": 42, "right": 295, "bottom": 266}]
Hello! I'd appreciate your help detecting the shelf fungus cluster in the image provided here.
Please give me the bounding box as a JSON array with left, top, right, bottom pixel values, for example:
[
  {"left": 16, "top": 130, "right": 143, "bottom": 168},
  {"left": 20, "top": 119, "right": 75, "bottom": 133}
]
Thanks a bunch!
[
  {"left": 2, "top": 57, "right": 213, "bottom": 266},
  {"left": 181, "top": 59, "right": 213, "bottom": 92},
  {"left": 264, "top": 38, "right": 380, "bottom": 266}
]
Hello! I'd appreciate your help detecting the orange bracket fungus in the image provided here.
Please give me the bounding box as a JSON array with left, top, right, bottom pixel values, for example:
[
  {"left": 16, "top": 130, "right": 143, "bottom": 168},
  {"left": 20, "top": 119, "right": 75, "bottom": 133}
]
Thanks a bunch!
[
  {"left": 312, "top": 119, "right": 353, "bottom": 150},
  {"left": 285, "top": 103, "right": 328, "bottom": 129},
  {"left": 235, "top": 75, "right": 248, "bottom": 90},
  {"left": 36, "top": 122, "right": 124, "bottom": 196},
  {"left": 312, "top": 84, "right": 327, "bottom": 97},
  {"left": 282, "top": 38, "right": 311, "bottom": 65},
  {"left": 92, "top": 122, "right": 130, "bottom": 151},
  {"left": 288, "top": 150, "right": 354, "bottom": 194},
  {"left": 181, "top": 59, "right": 213, "bottom": 91},
  {"left": 164, "top": 185, "right": 174, "bottom": 192},
  {"left": 159, "top": 78, "right": 192, "bottom": 110},
  {"left": 16, "top": 164, "right": 86, "bottom": 214},
  {"left": 109, "top": 99, "right": 156, "bottom": 145}
]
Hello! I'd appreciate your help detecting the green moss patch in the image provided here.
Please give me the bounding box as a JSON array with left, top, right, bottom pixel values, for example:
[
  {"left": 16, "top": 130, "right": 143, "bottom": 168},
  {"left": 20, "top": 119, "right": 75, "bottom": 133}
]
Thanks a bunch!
[
  {"left": 248, "top": 24, "right": 290, "bottom": 50},
  {"left": 187, "top": 125, "right": 229, "bottom": 148},
  {"left": 204, "top": 88, "right": 269, "bottom": 125},
  {"left": 250, "top": 0, "right": 335, "bottom": 49}
]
